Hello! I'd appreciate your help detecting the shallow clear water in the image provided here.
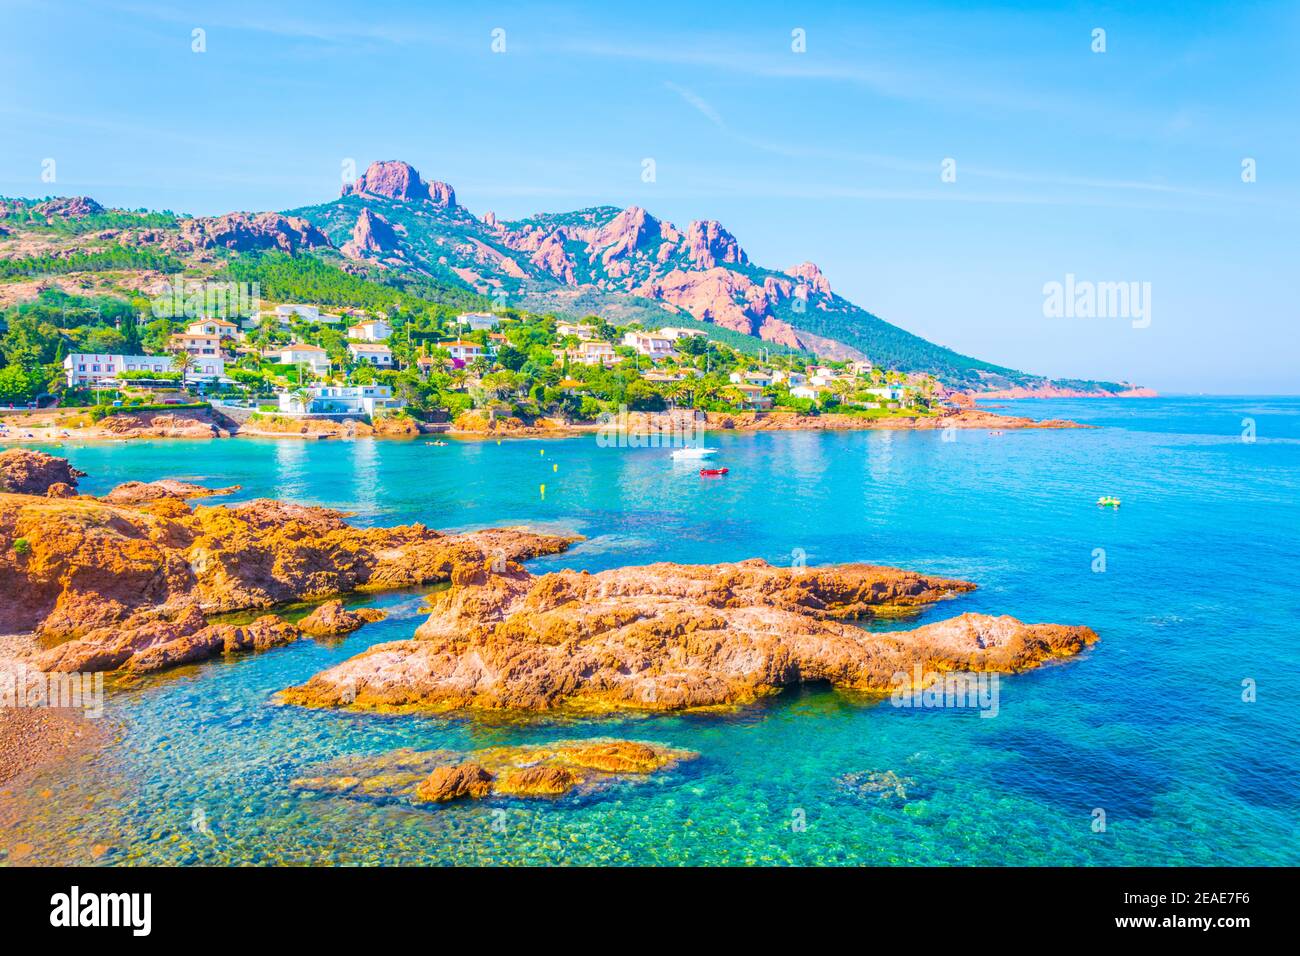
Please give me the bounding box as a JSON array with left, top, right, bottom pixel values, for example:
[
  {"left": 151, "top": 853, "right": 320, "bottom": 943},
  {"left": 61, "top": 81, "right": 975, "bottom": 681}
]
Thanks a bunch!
[{"left": 3, "top": 397, "right": 1298, "bottom": 865}]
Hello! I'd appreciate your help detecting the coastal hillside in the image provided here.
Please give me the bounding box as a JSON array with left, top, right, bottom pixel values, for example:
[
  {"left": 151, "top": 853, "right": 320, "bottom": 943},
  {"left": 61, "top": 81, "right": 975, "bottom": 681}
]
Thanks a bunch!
[
  {"left": 286, "top": 161, "right": 1140, "bottom": 392},
  {"left": 0, "top": 165, "right": 1150, "bottom": 392}
]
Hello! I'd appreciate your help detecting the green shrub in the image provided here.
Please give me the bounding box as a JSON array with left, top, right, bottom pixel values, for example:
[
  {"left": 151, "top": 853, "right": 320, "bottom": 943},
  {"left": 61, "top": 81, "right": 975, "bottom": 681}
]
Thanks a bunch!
[{"left": 13, "top": 537, "right": 31, "bottom": 555}]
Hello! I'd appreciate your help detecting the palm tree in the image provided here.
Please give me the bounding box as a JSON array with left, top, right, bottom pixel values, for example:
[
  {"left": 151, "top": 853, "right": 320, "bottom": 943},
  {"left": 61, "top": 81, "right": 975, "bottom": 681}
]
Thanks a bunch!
[
  {"left": 693, "top": 380, "right": 720, "bottom": 408},
  {"left": 290, "top": 385, "right": 314, "bottom": 414},
  {"left": 829, "top": 378, "right": 855, "bottom": 406},
  {"left": 170, "top": 349, "right": 195, "bottom": 385}
]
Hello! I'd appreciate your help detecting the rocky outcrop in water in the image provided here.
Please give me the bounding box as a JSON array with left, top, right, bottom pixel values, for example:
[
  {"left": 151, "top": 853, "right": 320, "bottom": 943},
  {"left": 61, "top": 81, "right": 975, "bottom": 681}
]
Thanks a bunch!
[
  {"left": 101, "top": 478, "right": 241, "bottom": 504},
  {"left": 290, "top": 739, "right": 698, "bottom": 803},
  {"left": 296, "top": 600, "right": 387, "bottom": 637},
  {"left": 0, "top": 458, "right": 578, "bottom": 673},
  {"left": 281, "top": 558, "right": 1093, "bottom": 715},
  {"left": 0, "top": 449, "right": 84, "bottom": 495}
]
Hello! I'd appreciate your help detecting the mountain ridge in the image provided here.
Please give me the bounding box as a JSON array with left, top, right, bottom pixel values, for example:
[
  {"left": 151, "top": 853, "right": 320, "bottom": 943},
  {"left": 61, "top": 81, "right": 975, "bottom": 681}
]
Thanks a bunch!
[
  {"left": 283, "top": 160, "right": 1142, "bottom": 392},
  {"left": 0, "top": 160, "right": 1151, "bottom": 394}
]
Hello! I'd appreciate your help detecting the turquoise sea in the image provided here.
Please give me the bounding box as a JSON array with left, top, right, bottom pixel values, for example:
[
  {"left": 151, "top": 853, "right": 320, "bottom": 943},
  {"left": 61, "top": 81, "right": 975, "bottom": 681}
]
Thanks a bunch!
[{"left": 3, "top": 396, "right": 1298, "bottom": 866}]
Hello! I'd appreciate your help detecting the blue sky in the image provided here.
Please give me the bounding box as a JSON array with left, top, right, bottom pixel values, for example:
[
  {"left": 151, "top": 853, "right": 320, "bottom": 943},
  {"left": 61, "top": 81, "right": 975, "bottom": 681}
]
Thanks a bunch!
[{"left": 2, "top": 0, "right": 1297, "bottom": 392}]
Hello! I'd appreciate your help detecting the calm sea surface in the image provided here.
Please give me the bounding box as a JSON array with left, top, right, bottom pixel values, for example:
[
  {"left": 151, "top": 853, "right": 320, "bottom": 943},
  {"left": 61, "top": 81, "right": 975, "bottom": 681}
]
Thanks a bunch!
[{"left": 4, "top": 397, "right": 1298, "bottom": 865}]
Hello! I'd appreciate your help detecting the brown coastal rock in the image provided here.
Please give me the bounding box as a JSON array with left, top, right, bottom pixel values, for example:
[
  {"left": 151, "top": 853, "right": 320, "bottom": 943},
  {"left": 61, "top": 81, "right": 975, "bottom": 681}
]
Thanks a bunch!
[
  {"left": 277, "top": 559, "right": 1098, "bottom": 716},
  {"left": 297, "top": 600, "right": 387, "bottom": 637},
  {"left": 0, "top": 459, "right": 578, "bottom": 673},
  {"left": 94, "top": 409, "right": 234, "bottom": 439},
  {"left": 414, "top": 763, "right": 494, "bottom": 802},
  {"left": 0, "top": 449, "right": 85, "bottom": 495},
  {"left": 101, "top": 478, "right": 241, "bottom": 504}
]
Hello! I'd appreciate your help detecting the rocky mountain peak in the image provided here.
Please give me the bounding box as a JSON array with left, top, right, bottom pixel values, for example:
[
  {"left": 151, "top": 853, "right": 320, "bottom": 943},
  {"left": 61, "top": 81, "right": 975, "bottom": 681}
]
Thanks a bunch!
[
  {"left": 684, "top": 219, "right": 747, "bottom": 269},
  {"left": 340, "top": 208, "right": 401, "bottom": 261},
  {"left": 33, "top": 196, "right": 105, "bottom": 218},
  {"left": 179, "top": 212, "right": 332, "bottom": 254},
  {"left": 787, "top": 261, "right": 832, "bottom": 296},
  {"left": 590, "top": 206, "right": 669, "bottom": 260},
  {"left": 341, "top": 160, "right": 456, "bottom": 207}
]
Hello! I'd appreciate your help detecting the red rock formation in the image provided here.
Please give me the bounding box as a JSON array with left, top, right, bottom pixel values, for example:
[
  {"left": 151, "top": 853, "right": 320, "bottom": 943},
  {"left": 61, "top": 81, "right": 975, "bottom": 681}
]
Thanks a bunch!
[
  {"left": 342, "top": 160, "right": 456, "bottom": 207},
  {"left": 340, "top": 208, "right": 401, "bottom": 260},
  {"left": 0, "top": 463, "right": 579, "bottom": 672},
  {"left": 94, "top": 409, "right": 234, "bottom": 438},
  {"left": 280, "top": 559, "right": 1094, "bottom": 716},
  {"left": 33, "top": 196, "right": 105, "bottom": 218},
  {"left": 414, "top": 763, "right": 494, "bottom": 802},
  {"left": 101, "top": 478, "right": 241, "bottom": 504},
  {"left": 683, "top": 220, "right": 747, "bottom": 269},
  {"left": 788, "top": 261, "right": 832, "bottom": 296},
  {"left": 179, "top": 212, "right": 331, "bottom": 253},
  {"left": 0, "top": 450, "right": 84, "bottom": 495}
]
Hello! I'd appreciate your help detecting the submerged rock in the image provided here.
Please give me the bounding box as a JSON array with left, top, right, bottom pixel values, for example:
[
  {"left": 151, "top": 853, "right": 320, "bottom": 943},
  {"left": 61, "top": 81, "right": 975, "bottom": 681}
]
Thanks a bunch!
[
  {"left": 291, "top": 739, "right": 697, "bottom": 804},
  {"left": 837, "top": 770, "right": 922, "bottom": 803},
  {"left": 297, "top": 600, "right": 387, "bottom": 637},
  {"left": 101, "top": 478, "right": 241, "bottom": 504},
  {"left": 280, "top": 559, "right": 1093, "bottom": 716}
]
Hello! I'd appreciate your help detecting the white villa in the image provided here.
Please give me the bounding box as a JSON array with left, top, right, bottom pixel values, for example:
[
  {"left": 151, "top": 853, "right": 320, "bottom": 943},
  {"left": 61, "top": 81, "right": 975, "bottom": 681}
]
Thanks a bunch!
[
  {"left": 273, "top": 304, "right": 343, "bottom": 325},
  {"left": 272, "top": 343, "right": 331, "bottom": 376},
  {"left": 64, "top": 353, "right": 223, "bottom": 386},
  {"left": 442, "top": 340, "right": 485, "bottom": 364},
  {"left": 456, "top": 312, "right": 499, "bottom": 332},
  {"left": 864, "top": 385, "right": 905, "bottom": 402},
  {"left": 729, "top": 370, "right": 774, "bottom": 388},
  {"left": 790, "top": 384, "right": 831, "bottom": 402},
  {"left": 771, "top": 369, "right": 807, "bottom": 388},
  {"left": 622, "top": 331, "right": 676, "bottom": 359},
  {"left": 556, "top": 323, "right": 598, "bottom": 340},
  {"left": 809, "top": 368, "right": 843, "bottom": 388},
  {"left": 347, "top": 318, "right": 392, "bottom": 342},
  {"left": 732, "top": 383, "right": 773, "bottom": 410},
  {"left": 170, "top": 330, "right": 226, "bottom": 356},
  {"left": 656, "top": 327, "right": 708, "bottom": 341},
  {"left": 565, "top": 340, "right": 618, "bottom": 367},
  {"left": 184, "top": 318, "right": 239, "bottom": 339},
  {"left": 347, "top": 342, "right": 393, "bottom": 367},
  {"left": 278, "top": 385, "right": 404, "bottom": 418}
]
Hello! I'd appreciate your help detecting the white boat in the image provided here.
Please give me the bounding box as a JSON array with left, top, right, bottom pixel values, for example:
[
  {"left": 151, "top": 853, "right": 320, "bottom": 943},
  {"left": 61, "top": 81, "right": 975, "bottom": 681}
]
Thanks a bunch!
[{"left": 671, "top": 447, "right": 718, "bottom": 460}]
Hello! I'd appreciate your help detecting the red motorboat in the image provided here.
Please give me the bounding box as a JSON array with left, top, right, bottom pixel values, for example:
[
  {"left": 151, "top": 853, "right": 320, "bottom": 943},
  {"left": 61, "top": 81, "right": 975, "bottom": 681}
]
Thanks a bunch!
[{"left": 699, "top": 467, "right": 729, "bottom": 477}]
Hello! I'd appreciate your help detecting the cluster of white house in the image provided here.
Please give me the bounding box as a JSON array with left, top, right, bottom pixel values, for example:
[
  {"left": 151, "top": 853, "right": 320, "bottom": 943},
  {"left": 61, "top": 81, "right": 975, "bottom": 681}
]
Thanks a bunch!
[
  {"left": 62, "top": 303, "right": 912, "bottom": 416},
  {"left": 724, "top": 361, "right": 904, "bottom": 408}
]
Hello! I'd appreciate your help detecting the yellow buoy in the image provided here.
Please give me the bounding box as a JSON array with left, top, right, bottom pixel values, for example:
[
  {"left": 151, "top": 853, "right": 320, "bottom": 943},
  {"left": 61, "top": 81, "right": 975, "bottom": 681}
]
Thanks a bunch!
[
  {"left": 540, "top": 483, "right": 546, "bottom": 499},
  {"left": 552, "top": 463, "right": 558, "bottom": 472},
  {"left": 540, "top": 448, "right": 545, "bottom": 456}
]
